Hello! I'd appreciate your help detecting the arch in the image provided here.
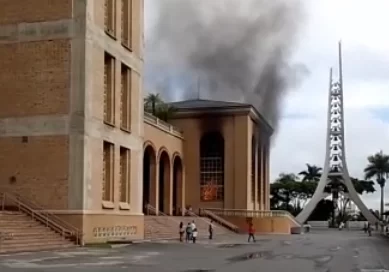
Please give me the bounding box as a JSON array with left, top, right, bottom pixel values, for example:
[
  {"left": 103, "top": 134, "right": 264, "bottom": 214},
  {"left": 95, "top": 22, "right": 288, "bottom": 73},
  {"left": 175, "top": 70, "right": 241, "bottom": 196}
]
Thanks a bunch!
[
  {"left": 144, "top": 141, "right": 157, "bottom": 152},
  {"left": 199, "top": 131, "right": 225, "bottom": 202},
  {"left": 143, "top": 144, "right": 157, "bottom": 214},
  {"left": 158, "top": 150, "right": 171, "bottom": 214},
  {"left": 157, "top": 146, "right": 171, "bottom": 161},
  {"left": 173, "top": 155, "right": 184, "bottom": 215}
]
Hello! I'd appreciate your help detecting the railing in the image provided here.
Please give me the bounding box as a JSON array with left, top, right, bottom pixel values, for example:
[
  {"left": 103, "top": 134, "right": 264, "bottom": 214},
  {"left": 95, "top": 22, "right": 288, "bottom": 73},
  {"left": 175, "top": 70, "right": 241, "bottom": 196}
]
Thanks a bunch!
[
  {"left": 144, "top": 112, "right": 183, "bottom": 138},
  {"left": 0, "top": 192, "right": 83, "bottom": 245},
  {"left": 199, "top": 209, "right": 240, "bottom": 233},
  {"left": 185, "top": 209, "right": 229, "bottom": 232},
  {"left": 203, "top": 208, "right": 301, "bottom": 227},
  {"left": 145, "top": 204, "right": 181, "bottom": 223}
]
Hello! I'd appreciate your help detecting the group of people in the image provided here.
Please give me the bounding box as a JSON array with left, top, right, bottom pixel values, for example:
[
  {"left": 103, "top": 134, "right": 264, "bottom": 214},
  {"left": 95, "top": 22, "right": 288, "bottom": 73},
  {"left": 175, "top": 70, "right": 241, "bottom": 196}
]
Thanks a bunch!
[{"left": 179, "top": 220, "right": 214, "bottom": 243}]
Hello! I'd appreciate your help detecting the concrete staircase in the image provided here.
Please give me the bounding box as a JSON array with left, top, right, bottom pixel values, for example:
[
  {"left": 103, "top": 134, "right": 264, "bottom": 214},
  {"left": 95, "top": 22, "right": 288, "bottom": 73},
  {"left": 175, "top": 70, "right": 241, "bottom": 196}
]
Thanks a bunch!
[
  {"left": 144, "top": 215, "right": 232, "bottom": 240},
  {"left": 0, "top": 211, "right": 75, "bottom": 253}
]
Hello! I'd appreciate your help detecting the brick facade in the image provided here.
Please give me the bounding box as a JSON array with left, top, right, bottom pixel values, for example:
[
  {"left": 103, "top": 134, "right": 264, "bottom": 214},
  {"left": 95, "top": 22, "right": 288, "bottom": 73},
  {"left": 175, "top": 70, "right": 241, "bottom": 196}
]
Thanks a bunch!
[{"left": 0, "top": 0, "right": 145, "bottom": 243}]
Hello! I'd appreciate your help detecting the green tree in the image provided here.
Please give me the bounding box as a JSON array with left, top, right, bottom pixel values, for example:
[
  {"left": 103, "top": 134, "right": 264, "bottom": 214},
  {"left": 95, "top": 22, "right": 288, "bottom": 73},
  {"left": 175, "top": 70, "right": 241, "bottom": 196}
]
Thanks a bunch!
[
  {"left": 298, "top": 164, "right": 322, "bottom": 182},
  {"left": 155, "top": 103, "right": 177, "bottom": 122},
  {"left": 364, "top": 150, "right": 389, "bottom": 221},
  {"left": 144, "top": 93, "right": 177, "bottom": 122},
  {"left": 144, "top": 93, "right": 163, "bottom": 115}
]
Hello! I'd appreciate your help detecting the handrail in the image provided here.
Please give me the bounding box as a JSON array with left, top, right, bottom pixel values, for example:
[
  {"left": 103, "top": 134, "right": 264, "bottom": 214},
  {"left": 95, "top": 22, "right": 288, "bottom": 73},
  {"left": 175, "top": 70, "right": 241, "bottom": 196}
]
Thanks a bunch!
[
  {"left": 204, "top": 208, "right": 301, "bottom": 227},
  {"left": 0, "top": 192, "right": 83, "bottom": 245},
  {"left": 9, "top": 192, "right": 82, "bottom": 234},
  {"left": 145, "top": 204, "right": 181, "bottom": 224},
  {"left": 184, "top": 209, "right": 219, "bottom": 228},
  {"left": 200, "top": 209, "right": 240, "bottom": 233}
]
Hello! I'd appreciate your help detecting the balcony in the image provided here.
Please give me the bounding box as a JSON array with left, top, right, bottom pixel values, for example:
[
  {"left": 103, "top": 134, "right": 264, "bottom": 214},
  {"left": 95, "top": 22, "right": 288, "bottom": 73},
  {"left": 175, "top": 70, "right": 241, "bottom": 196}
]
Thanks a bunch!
[{"left": 143, "top": 112, "right": 183, "bottom": 138}]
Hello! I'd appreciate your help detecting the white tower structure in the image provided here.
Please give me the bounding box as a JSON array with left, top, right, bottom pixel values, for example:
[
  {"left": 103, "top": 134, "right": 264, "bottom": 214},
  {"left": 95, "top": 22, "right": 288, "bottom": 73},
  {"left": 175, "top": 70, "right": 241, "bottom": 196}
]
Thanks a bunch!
[{"left": 296, "top": 42, "right": 379, "bottom": 224}]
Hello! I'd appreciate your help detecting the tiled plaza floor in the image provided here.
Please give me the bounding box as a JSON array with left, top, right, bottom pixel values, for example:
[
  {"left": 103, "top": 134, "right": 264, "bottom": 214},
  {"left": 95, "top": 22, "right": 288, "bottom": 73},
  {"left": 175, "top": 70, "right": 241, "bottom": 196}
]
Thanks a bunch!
[{"left": 0, "top": 229, "right": 388, "bottom": 271}]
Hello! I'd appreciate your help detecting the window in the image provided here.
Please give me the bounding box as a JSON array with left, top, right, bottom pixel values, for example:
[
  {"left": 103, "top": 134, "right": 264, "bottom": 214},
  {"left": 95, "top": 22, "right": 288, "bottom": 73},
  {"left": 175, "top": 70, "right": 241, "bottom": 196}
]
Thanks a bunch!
[
  {"left": 200, "top": 132, "right": 224, "bottom": 201},
  {"left": 120, "top": 64, "right": 131, "bottom": 131},
  {"left": 102, "top": 141, "right": 115, "bottom": 202},
  {"left": 121, "top": 0, "right": 132, "bottom": 49},
  {"left": 104, "top": 53, "right": 115, "bottom": 125},
  {"left": 104, "top": 0, "right": 116, "bottom": 37},
  {"left": 251, "top": 136, "right": 256, "bottom": 202},
  {"left": 120, "top": 147, "right": 131, "bottom": 203}
]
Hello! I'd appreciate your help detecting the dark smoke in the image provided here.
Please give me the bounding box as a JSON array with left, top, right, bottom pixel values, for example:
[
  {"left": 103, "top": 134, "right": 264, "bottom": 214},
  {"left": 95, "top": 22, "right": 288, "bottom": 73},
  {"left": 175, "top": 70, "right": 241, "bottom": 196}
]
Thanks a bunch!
[{"left": 145, "top": 0, "right": 308, "bottom": 130}]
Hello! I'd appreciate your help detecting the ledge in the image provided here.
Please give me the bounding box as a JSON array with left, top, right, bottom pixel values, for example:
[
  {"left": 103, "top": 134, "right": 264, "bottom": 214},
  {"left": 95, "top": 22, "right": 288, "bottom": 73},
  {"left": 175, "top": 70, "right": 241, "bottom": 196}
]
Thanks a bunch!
[
  {"left": 119, "top": 202, "right": 130, "bottom": 210},
  {"left": 102, "top": 201, "right": 115, "bottom": 209}
]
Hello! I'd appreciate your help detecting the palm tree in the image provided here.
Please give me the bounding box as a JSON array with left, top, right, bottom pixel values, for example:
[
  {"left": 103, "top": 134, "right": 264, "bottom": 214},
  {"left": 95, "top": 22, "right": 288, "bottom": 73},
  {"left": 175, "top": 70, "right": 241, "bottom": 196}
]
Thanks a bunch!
[
  {"left": 155, "top": 103, "right": 177, "bottom": 122},
  {"left": 144, "top": 93, "right": 163, "bottom": 115},
  {"left": 364, "top": 150, "right": 389, "bottom": 221},
  {"left": 298, "top": 164, "right": 322, "bottom": 182}
]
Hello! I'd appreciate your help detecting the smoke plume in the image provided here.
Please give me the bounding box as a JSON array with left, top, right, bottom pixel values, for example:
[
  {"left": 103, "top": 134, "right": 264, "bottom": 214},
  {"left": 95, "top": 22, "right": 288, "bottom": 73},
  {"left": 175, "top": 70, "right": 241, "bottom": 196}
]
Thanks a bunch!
[{"left": 145, "top": 0, "right": 308, "bottom": 130}]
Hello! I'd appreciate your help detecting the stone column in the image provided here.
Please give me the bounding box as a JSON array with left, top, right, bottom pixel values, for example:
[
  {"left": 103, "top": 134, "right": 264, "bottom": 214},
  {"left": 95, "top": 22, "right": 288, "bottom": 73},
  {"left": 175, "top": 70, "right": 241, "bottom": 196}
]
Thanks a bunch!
[
  {"left": 254, "top": 143, "right": 259, "bottom": 210},
  {"left": 259, "top": 143, "right": 264, "bottom": 210},
  {"left": 265, "top": 142, "right": 270, "bottom": 210},
  {"left": 180, "top": 167, "right": 186, "bottom": 216},
  {"left": 149, "top": 160, "right": 159, "bottom": 215},
  {"left": 164, "top": 161, "right": 173, "bottom": 215}
]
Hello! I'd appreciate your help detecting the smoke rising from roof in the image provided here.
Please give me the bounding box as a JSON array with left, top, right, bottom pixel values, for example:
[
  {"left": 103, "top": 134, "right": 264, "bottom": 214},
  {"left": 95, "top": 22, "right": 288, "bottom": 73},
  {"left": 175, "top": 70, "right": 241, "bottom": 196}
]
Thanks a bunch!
[{"left": 145, "top": 0, "right": 308, "bottom": 130}]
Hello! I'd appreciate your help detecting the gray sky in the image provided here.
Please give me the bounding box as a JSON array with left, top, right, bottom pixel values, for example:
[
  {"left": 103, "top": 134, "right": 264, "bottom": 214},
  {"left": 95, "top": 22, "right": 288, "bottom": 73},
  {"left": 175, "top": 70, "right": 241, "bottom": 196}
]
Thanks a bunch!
[{"left": 145, "top": 0, "right": 389, "bottom": 210}]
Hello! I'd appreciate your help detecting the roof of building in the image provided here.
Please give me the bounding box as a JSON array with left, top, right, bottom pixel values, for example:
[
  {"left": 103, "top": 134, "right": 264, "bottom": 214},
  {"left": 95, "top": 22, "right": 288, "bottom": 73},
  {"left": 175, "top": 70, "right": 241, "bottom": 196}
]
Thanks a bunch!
[{"left": 168, "top": 99, "right": 273, "bottom": 133}]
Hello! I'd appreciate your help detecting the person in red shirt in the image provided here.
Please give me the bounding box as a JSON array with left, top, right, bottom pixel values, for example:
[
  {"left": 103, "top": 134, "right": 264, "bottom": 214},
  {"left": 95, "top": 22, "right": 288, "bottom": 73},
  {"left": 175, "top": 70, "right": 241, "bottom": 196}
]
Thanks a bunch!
[{"left": 248, "top": 223, "right": 256, "bottom": 242}]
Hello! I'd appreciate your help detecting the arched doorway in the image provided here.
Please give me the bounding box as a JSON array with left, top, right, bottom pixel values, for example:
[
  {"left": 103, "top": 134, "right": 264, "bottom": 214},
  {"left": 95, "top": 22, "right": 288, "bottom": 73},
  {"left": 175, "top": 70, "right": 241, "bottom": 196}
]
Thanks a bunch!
[
  {"left": 143, "top": 145, "right": 156, "bottom": 214},
  {"left": 173, "top": 155, "right": 183, "bottom": 215},
  {"left": 199, "top": 132, "right": 225, "bottom": 202},
  {"left": 158, "top": 150, "right": 171, "bottom": 214}
]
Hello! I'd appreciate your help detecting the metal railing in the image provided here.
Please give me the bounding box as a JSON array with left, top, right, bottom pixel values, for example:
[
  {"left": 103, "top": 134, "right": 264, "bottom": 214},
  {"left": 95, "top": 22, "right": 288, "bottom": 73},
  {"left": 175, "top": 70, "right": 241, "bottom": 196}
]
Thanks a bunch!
[
  {"left": 144, "top": 112, "right": 183, "bottom": 138},
  {"left": 199, "top": 209, "right": 240, "bottom": 233},
  {"left": 203, "top": 208, "right": 301, "bottom": 227},
  {"left": 0, "top": 192, "right": 83, "bottom": 245}
]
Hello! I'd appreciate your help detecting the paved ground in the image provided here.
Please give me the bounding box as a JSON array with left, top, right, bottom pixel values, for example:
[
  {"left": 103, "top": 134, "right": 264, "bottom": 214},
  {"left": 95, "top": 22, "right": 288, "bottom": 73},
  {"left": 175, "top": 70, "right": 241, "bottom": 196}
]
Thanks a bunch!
[{"left": 0, "top": 229, "right": 389, "bottom": 271}]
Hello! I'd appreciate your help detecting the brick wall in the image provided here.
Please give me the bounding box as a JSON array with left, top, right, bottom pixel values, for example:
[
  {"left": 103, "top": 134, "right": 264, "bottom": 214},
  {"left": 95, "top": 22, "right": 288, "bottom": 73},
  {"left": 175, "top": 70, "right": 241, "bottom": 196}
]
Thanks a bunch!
[
  {"left": 0, "top": 136, "right": 69, "bottom": 209},
  {"left": 0, "top": 40, "right": 71, "bottom": 118},
  {"left": 0, "top": 0, "right": 72, "bottom": 25}
]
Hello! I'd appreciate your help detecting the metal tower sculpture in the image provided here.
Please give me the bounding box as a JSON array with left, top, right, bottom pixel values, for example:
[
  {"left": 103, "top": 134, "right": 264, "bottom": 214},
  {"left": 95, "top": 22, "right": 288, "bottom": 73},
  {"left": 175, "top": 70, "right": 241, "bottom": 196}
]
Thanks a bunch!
[{"left": 296, "top": 42, "right": 379, "bottom": 224}]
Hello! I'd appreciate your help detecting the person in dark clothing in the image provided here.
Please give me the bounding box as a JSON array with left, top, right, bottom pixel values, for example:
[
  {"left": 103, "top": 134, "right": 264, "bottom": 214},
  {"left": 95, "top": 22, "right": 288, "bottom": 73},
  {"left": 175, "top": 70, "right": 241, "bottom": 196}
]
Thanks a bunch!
[
  {"left": 208, "top": 221, "right": 214, "bottom": 240},
  {"left": 179, "top": 222, "right": 184, "bottom": 242},
  {"left": 185, "top": 223, "right": 192, "bottom": 242},
  {"left": 248, "top": 223, "right": 256, "bottom": 242}
]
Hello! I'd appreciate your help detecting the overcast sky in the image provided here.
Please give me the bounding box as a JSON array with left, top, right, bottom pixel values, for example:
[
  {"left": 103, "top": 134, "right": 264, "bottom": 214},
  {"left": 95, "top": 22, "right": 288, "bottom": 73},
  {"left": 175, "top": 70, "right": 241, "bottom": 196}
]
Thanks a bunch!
[{"left": 144, "top": 0, "right": 389, "bottom": 210}]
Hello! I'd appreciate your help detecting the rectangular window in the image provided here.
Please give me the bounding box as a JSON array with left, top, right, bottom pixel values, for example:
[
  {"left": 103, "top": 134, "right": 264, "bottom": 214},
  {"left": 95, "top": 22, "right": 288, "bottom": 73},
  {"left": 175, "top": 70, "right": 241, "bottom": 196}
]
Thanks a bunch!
[
  {"left": 200, "top": 157, "right": 224, "bottom": 201},
  {"left": 119, "top": 147, "right": 131, "bottom": 203},
  {"left": 104, "top": 0, "right": 117, "bottom": 37},
  {"left": 103, "top": 141, "right": 115, "bottom": 202},
  {"left": 104, "top": 53, "right": 115, "bottom": 125},
  {"left": 120, "top": 64, "right": 132, "bottom": 131},
  {"left": 121, "top": 0, "right": 133, "bottom": 49}
]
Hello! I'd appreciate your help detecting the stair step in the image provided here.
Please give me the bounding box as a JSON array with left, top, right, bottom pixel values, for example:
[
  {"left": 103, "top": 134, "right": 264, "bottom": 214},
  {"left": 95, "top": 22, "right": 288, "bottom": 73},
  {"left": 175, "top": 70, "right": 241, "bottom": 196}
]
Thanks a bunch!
[
  {"left": 0, "top": 232, "right": 59, "bottom": 240},
  {"left": 0, "top": 242, "right": 76, "bottom": 254},
  {"left": 0, "top": 226, "right": 48, "bottom": 232},
  {"left": 0, "top": 221, "right": 40, "bottom": 226},
  {"left": 0, "top": 236, "right": 67, "bottom": 248}
]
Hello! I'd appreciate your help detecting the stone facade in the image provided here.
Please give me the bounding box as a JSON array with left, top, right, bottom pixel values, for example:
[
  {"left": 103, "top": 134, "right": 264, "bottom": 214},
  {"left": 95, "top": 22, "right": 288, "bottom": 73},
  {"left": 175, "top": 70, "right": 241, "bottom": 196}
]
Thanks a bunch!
[{"left": 0, "top": 0, "right": 145, "bottom": 243}]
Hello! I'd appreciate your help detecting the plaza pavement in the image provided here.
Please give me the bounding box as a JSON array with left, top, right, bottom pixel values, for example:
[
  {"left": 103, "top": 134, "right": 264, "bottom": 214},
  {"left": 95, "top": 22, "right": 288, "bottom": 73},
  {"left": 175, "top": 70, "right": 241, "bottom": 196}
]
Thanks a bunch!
[{"left": 0, "top": 229, "right": 389, "bottom": 271}]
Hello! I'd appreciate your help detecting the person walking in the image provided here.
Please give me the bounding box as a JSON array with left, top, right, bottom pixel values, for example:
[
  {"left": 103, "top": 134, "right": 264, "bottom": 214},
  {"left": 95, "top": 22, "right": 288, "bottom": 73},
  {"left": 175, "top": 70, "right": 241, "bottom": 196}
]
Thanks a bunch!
[
  {"left": 208, "top": 220, "right": 214, "bottom": 240},
  {"left": 192, "top": 227, "right": 198, "bottom": 243},
  {"left": 248, "top": 223, "right": 256, "bottom": 243}
]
